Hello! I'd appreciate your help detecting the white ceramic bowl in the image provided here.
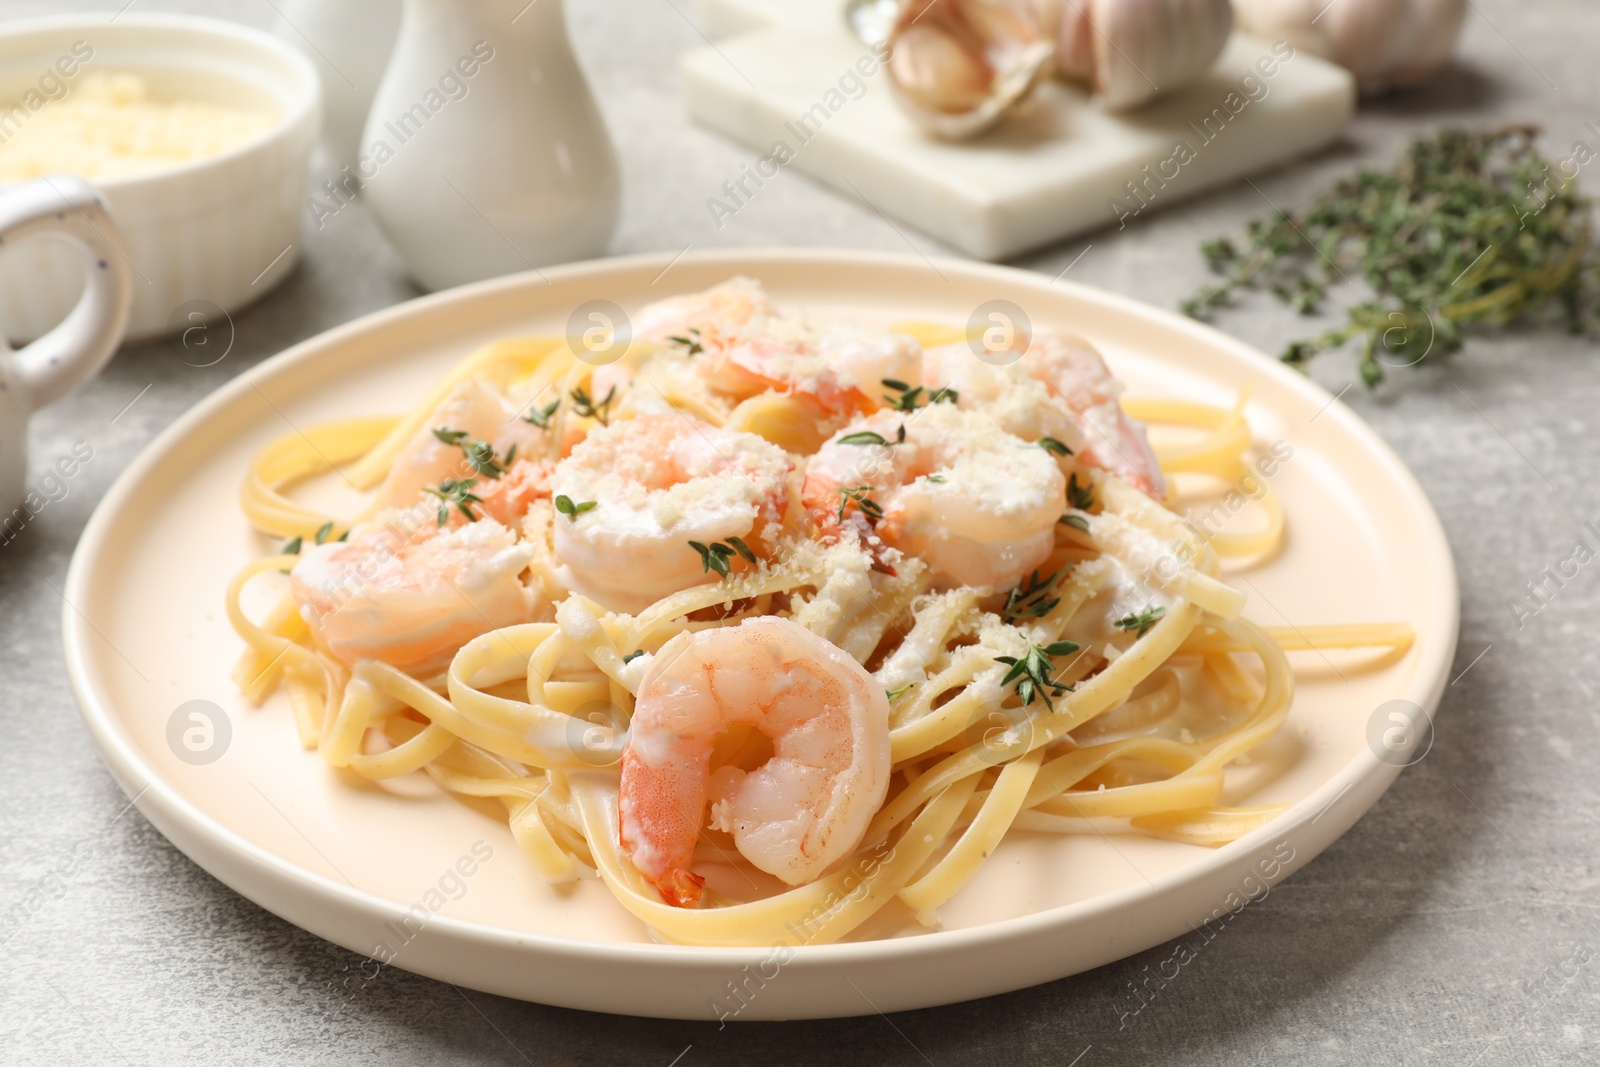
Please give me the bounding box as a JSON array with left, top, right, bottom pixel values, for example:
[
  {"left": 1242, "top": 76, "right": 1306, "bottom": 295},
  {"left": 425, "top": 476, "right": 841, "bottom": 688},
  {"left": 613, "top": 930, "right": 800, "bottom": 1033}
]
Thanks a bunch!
[{"left": 0, "top": 14, "right": 320, "bottom": 343}]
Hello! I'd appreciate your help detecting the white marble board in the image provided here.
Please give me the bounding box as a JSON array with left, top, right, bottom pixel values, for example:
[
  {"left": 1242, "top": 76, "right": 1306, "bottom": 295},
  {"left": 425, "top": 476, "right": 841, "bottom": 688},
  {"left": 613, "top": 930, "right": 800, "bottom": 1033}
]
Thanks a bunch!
[{"left": 683, "top": 0, "right": 1356, "bottom": 259}]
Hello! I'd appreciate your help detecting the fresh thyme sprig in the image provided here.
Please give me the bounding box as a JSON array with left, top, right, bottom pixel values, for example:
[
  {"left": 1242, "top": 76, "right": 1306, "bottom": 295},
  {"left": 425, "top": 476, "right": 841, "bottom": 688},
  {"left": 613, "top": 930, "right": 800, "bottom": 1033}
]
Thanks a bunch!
[
  {"left": 571, "top": 384, "right": 617, "bottom": 425},
  {"left": 282, "top": 536, "right": 302, "bottom": 555},
  {"left": 425, "top": 477, "right": 482, "bottom": 525},
  {"left": 522, "top": 399, "right": 559, "bottom": 429},
  {"left": 836, "top": 485, "right": 884, "bottom": 522},
  {"left": 1185, "top": 125, "right": 1600, "bottom": 386},
  {"left": 1115, "top": 605, "right": 1166, "bottom": 638},
  {"left": 995, "top": 639, "right": 1080, "bottom": 711},
  {"left": 1002, "top": 569, "right": 1064, "bottom": 623},
  {"left": 1067, "top": 473, "right": 1095, "bottom": 512},
  {"left": 462, "top": 439, "right": 506, "bottom": 479},
  {"left": 885, "top": 683, "right": 914, "bottom": 702},
  {"left": 881, "top": 378, "right": 958, "bottom": 412},
  {"left": 433, "top": 426, "right": 509, "bottom": 479},
  {"left": 688, "top": 536, "right": 758, "bottom": 579}
]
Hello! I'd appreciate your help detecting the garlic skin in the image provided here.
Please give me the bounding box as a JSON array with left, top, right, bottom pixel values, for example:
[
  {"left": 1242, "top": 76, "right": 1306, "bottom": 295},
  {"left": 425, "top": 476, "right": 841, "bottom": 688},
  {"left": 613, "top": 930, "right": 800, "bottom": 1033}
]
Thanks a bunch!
[
  {"left": 886, "top": 0, "right": 1055, "bottom": 140},
  {"left": 1043, "top": 0, "right": 1235, "bottom": 111},
  {"left": 1231, "top": 0, "right": 1467, "bottom": 93}
]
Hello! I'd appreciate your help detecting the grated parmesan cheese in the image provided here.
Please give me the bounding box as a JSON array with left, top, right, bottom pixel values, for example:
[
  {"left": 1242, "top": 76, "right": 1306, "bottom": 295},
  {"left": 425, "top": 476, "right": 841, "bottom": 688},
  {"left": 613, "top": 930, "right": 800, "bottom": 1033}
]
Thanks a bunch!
[{"left": 0, "top": 73, "right": 275, "bottom": 182}]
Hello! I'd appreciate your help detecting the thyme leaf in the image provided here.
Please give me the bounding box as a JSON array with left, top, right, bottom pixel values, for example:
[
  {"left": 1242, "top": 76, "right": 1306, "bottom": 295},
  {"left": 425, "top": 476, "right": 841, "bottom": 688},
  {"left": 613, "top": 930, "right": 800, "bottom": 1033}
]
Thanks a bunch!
[
  {"left": 1067, "top": 473, "right": 1095, "bottom": 512},
  {"left": 523, "top": 399, "right": 559, "bottom": 429},
  {"left": 840, "top": 423, "right": 908, "bottom": 447},
  {"left": 995, "top": 638, "right": 1080, "bottom": 711},
  {"left": 571, "top": 384, "right": 617, "bottom": 426},
  {"left": 688, "top": 538, "right": 757, "bottom": 579},
  {"left": 880, "top": 379, "right": 959, "bottom": 411},
  {"left": 434, "top": 425, "right": 508, "bottom": 479},
  {"left": 1114, "top": 605, "right": 1166, "bottom": 638},
  {"left": 1038, "top": 436, "right": 1073, "bottom": 457},
  {"left": 424, "top": 478, "right": 482, "bottom": 525},
  {"left": 837, "top": 430, "right": 889, "bottom": 446},
  {"left": 836, "top": 485, "right": 885, "bottom": 522},
  {"left": 461, "top": 438, "right": 507, "bottom": 479},
  {"left": 555, "top": 494, "right": 597, "bottom": 520},
  {"left": 668, "top": 328, "right": 704, "bottom": 355},
  {"left": 1002, "top": 569, "right": 1064, "bottom": 623}
]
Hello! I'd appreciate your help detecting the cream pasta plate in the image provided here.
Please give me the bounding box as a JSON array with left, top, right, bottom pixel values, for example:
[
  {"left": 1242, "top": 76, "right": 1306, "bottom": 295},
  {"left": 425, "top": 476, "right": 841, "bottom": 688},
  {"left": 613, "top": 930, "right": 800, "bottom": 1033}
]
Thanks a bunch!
[{"left": 63, "top": 250, "right": 1457, "bottom": 1020}]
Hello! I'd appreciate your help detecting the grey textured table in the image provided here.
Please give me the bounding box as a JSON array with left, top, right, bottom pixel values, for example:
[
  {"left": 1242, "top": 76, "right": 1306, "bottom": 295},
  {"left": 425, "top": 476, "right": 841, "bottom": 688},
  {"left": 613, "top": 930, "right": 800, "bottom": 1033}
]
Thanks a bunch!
[{"left": 4, "top": 1, "right": 1598, "bottom": 1063}]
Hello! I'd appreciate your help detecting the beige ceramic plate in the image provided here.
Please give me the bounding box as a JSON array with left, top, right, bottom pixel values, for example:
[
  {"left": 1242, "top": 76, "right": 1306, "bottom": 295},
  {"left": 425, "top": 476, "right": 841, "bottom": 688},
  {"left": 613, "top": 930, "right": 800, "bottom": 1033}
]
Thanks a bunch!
[{"left": 64, "top": 250, "right": 1458, "bottom": 1020}]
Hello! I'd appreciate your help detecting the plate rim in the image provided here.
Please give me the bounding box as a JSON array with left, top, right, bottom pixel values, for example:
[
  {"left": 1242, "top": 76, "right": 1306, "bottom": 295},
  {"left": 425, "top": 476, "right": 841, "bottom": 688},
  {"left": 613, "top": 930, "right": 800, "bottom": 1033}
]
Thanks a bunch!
[{"left": 62, "top": 248, "right": 1460, "bottom": 978}]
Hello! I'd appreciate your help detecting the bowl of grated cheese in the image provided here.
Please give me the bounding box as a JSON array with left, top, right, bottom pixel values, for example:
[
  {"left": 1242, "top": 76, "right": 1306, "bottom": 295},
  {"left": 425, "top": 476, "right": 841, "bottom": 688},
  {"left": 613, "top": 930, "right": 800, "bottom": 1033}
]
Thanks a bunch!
[{"left": 0, "top": 14, "right": 320, "bottom": 342}]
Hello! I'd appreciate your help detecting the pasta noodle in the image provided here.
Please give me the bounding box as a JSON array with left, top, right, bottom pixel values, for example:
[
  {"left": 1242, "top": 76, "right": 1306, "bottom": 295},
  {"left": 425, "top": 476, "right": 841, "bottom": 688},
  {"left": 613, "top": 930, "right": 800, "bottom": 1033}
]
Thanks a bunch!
[{"left": 226, "top": 289, "right": 1410, "bottom": 947}]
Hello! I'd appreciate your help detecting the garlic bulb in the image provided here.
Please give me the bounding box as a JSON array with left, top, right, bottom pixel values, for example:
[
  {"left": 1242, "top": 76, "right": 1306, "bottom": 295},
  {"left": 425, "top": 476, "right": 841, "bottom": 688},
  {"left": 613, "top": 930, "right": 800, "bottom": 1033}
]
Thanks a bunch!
[
  {"left": 885, "top": 0, "right": 1055, "bottom": 140},
  {"left": 1231, "top": 0, "right": 1466, "bottom": 93},
  {"left": 884, "top": 0, "right": 1234, "bottom": 140},
  {"left": 1041, "top": 0, "right": 1234, "bottom": 111}
]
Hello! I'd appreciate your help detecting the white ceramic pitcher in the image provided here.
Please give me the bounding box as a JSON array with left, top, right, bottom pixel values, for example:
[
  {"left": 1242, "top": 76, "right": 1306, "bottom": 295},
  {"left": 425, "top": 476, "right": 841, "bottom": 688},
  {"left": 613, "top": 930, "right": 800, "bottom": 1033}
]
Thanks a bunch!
[
  {"left": 0, "top": 176, "right": 133, "bottom": 517},
  {"left": 360, "top": 0, "right": 620, "bottom": 291}
]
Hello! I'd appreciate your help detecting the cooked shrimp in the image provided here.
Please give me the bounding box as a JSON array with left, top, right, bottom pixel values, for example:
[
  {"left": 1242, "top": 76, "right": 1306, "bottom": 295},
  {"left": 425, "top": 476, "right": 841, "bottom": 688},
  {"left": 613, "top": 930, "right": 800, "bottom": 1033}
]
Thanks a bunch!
[
  {"left": 641, "top": 277, "right": 922, "bottom": 417},
  {"left": 619, "top": 615, "right": 892, "bottom": 905},
  {"left": 290, "top": 515, "right": 538, "bottom": 676},
  {"left": 1023, "top": 330, "right": 1167, "bottom": 499},
  {"left": 921, "top": 341, "right": 1090, "bottom": 455},
  {"left": 801, "top": 404, "right": 1065, "bottom": 590},
  {"left": 379, "top": 378, "right": 549, "bottom": 510},
  {"left": 635, "top": 275, "right": 773, "bottom": 345},
  {"left": 474, "top": 457, "right": 555, "bottom": 528},
  {"left": 550, "top": 414, "right": 792, "bottom": 613},
  {"left": 702, "top": 317, "right": 924, "bottom": 416}
]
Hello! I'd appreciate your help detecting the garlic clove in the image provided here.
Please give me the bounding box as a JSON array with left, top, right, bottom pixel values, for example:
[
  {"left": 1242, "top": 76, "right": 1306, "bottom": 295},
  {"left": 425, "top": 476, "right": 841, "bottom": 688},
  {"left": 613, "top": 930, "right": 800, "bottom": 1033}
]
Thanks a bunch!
[
  {"left": 1042, "top": 0, "right": 1097, "bottom": 85},
  {"left": 886, "top": 0, "right": 1056, "bottom": 140},
  {"left": 1232, "top": 0, "right": 1466, "bottom": 94},
  {"left": 886, "top": 0, "right": 1234, "bottom": 136},
  {"left": 1034, "top": 0, "right": 1233, "bottom": 111},
  {"left": 1090, "top": 0, "right": 1235, "bottom": 111},
  {"left": 1385, "top": 0, "right": 1468, "bottom": 89}
]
